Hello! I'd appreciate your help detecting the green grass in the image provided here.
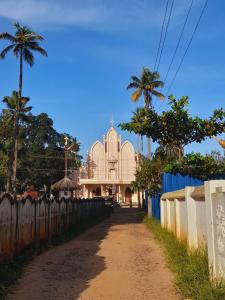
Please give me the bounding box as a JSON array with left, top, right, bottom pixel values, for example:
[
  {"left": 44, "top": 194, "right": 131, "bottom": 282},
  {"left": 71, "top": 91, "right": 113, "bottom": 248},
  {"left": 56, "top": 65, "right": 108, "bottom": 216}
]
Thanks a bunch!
[
  {"left": 144, "top": 216, "right": 225, "bottom": 300},
  {"left": 0, "top": 212, "right": 110, "bottom": 300}
]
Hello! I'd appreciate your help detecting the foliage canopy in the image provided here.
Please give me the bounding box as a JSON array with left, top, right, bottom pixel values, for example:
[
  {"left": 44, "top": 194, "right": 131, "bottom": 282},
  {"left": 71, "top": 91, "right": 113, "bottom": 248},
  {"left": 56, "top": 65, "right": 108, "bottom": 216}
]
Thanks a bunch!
[{"left": 120, "top": 95, "right": 225, "bottom": 158}]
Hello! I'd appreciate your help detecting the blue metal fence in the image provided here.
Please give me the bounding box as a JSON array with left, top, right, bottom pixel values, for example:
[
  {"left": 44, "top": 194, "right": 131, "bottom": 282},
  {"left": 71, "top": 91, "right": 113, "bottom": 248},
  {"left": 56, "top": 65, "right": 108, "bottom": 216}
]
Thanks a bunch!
[
  {"left": 162, "top": 173, "right": 203, "bottom": 193},
  {"left": 144, "top": 172, "right": 222, "bottom": 221}
]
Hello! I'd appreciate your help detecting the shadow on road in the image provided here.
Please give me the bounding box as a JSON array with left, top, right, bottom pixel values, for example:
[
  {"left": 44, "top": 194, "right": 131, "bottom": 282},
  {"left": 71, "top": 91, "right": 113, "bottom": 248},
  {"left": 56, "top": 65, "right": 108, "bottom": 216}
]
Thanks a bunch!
[{"left": 8, "top": 208, "right": 145, "bottom": 300}]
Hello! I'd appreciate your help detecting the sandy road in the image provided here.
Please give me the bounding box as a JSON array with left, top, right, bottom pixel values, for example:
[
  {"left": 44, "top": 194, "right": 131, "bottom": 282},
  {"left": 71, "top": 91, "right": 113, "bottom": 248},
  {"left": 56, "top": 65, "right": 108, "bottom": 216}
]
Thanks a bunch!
[{"left": 8, "top": 208, "right": 181, "bottom": 300}]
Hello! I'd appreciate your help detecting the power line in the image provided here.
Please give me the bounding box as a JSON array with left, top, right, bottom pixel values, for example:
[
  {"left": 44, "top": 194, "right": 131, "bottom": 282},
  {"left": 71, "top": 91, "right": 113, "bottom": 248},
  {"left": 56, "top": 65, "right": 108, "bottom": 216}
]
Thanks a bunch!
[
  {"left": 27, "top": 155, "right": 76, "bottom": 160},
  {"left": 163, "top": 0, "right": 194, "bottom": 87},
  {"left": 156, "top": 0, "right": 175, "bottom": 72},
  {"left": 166, "top": 0, "right": 209, "bottom": 96},
  {"left": 154, "top": 0, "right": 170, "bottom": 71}
]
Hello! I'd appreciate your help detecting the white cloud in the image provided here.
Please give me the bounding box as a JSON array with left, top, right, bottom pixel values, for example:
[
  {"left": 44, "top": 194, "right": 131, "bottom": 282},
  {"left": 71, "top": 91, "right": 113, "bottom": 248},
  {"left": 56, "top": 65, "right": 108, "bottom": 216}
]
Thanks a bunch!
[
  {"left": 0, "top": 0, "right": 106, "bottom": 28},
  {"left": 0, "top": 0, "right": 192, "bottom": 32}
]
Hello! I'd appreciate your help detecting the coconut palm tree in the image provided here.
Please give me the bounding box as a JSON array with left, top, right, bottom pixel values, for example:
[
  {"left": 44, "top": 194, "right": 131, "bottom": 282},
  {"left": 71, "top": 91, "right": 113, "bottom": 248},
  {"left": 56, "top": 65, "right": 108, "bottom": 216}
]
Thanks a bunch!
[
  {"left": 2, "top": 91, "right": 32, "bottom": 192},
  {"left": 127, "top": 67, "right": 165, "bottom": 158},
  {"left": 0, "top": 22, "right": 47, "bottom": 98}
]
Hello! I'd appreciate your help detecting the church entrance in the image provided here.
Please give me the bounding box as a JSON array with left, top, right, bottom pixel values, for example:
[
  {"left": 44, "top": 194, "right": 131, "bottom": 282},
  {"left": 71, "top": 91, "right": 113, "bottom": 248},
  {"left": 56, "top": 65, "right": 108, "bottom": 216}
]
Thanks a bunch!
[
  {"left": 125, "top": 187, "right": 132, "bottom": 205},
  {"left": 95, "top": 187, "right": 101, "bottom": 196}
]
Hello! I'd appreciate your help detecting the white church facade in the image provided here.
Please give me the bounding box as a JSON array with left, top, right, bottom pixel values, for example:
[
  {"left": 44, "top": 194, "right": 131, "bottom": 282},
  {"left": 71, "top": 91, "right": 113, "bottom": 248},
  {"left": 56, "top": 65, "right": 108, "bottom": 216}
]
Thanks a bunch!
[{"left": 79, "top": 125, "right": 139, "bottom": 204}]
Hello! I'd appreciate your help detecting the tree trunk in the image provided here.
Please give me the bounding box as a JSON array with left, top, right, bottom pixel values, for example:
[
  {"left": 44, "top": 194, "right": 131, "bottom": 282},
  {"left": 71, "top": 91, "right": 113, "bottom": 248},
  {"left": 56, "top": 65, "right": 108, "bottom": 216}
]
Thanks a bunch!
[
  {"left": 145, "top": 94, "right": 151, "bottom": 159},
  {"left": 6, "top": 149, "right": 13, "bottom": 193},
  {"left": 137, "top": 189, "right": 141, "bottom": 208},
  {"left": 147, "top": 136, "right": 151, "bottom": 159},
  {"left": 11, "top": 113, "right": 19, "bottom": 193},
  {"left": 65, "top": 147, "right": 68, "bottom": 178},
  {"left": 19, "top": 50, "right": 23, "bottom": 97},
  {"left": 11, "top": 50, "right": 23, "bottom": 193}
]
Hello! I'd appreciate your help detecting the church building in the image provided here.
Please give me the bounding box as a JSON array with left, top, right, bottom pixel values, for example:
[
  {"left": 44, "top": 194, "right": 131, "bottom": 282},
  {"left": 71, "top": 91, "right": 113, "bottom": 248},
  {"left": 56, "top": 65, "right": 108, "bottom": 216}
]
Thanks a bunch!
[{"left": 79, "top": 124, "right": 139, "bottom": 204}]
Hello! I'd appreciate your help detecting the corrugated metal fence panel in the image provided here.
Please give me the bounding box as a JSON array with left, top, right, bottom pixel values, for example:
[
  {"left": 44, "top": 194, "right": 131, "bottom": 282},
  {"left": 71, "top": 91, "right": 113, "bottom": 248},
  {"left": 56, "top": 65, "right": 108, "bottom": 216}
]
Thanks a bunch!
[
  {"left": 145, "top": 172, "right": 225, "bottom": 221},
  {"left": 152, "top": 193, "right": 161, "bottom": 221},
  {"left": 162, "top": 173, "right": 204, "bottom": 193}
]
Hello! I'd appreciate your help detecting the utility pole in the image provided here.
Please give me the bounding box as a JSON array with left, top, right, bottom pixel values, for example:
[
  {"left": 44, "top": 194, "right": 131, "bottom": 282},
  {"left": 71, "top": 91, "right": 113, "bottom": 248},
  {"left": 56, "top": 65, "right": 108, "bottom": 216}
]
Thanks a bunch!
[
  {"left": 64, "top": 136, "right": 69, "bottom": 177},
  {"left": 64, "top": 136, "right": 74, "bottom": 178}
]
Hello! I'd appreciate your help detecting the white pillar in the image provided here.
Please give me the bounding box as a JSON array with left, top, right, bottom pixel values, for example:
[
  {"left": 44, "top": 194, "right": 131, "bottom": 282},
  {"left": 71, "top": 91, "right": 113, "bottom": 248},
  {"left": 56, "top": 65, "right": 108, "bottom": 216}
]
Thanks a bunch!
[
  {"left": 205, "top": 180, "right": 225, "bottom": 280},
  {"left": 148, "top": 195, "right": 152, "bottom": 217},
  {"left": 101, "top": 185, "right": 104, "bottom": 196},
  {"left": 160, "top": 199, "right": 167, "bottom": 228},
  {"left": 175, "top": 197, "right": 188, "bottom": 241},
  {"left": 166, "top": 199, "right": 176, "bottom": 234},
  {"left": 186, "top": 186, "right": 206, "bottom": 249}
]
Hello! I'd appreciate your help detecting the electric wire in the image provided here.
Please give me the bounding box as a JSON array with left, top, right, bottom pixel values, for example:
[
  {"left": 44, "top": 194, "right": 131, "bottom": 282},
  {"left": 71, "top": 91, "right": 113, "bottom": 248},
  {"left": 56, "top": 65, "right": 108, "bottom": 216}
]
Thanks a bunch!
[
  {"left": 163, "top": 0, "right": 194, "bottom": 87},
  {"left": 156, "top": 0, "right": 175, "bottom": 72},
  {"left": 166, "top": 0, "right": 209, "bottom": 96},
  {"left": 154, "top": 0, "right": 170, "bottom": 71}
]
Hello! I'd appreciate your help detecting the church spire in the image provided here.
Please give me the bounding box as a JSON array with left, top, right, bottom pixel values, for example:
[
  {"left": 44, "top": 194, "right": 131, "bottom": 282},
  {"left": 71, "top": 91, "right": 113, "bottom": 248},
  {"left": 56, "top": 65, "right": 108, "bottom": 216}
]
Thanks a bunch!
[{"left": 110, "top": 114, "right": 115, "bottom": 128}]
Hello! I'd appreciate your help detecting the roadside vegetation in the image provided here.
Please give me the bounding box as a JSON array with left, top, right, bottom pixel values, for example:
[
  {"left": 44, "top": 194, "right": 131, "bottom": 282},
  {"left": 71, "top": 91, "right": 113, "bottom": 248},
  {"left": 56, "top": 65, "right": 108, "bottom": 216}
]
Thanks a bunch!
[
  {"left": 144, "top": 216, "right": 225, "bottom": 300},
  {"left": 121, "top": 92, "right": 225, "bottom": 195}
]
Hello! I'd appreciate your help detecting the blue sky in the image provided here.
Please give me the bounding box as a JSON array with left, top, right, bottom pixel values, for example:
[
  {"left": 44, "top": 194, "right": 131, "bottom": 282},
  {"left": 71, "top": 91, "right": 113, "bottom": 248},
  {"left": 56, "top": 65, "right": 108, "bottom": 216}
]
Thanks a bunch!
[{"left": 0, "top": 0, "right": 224, "bottom": 159}]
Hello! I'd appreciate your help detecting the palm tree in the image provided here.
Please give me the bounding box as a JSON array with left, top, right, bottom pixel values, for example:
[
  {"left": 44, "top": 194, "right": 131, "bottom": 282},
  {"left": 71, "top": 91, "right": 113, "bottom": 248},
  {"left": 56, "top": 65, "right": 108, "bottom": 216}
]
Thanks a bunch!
[
  {"left": 127, "top": 67, "right": 165, "bottom": 158},
  {"left": 0, "top": 22, "right": 47, "bottom": 192},
  {"left": 0, "top": 22, "right": 47, "bottom": 98},
  {"left": 2, "top": 91, "right": 32, "bottom": 192},
  {"left": 154, "top": 144, "right": 184, "bottom": 161}
]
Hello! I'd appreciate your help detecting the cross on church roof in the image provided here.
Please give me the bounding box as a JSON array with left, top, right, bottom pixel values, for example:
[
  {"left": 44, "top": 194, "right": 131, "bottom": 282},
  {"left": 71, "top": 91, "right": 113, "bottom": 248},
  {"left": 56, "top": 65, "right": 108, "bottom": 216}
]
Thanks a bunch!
[
  {"left": 64, "top": 135, "right": 69, "bottom": 146},
  {"left": 110, "top": 114, "right": 115, "bottom": 128}
]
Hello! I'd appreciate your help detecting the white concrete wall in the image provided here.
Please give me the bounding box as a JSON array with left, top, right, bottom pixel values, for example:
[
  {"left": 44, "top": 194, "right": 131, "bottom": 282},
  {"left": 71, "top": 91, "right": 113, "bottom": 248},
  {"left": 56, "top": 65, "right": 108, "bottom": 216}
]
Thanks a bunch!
[
  {"left": 186, "top": 187, "right": 207, "bottom": 249},
  {"left": 166, "top": 199, "right": 176, "bottom": 234},
  {"left": 160, "top": 180, "right": 225, "bottom": 281},
  {"left": 205, "top": 180, "right": 225, "bottom": 280},
  {"left": 160, "top": 199, "right": 167, "bottom": 228},
  {"left": 175, "top": 197, "right": 188, "bottom": 241}
]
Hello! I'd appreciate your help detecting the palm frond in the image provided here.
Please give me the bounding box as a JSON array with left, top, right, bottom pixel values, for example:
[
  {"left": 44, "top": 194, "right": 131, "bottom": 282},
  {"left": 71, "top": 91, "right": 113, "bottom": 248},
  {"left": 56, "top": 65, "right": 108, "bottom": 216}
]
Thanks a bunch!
[
  {"left": 20, "top": 97, "right": 30, "bottom": 106},
  {"left": 13, "top": 22, "right": 22, "bottom": 31},
  {"left": 29, "top": 34, "right": 44, "bottom": 41},
  {"left": 152, "top": 90, "right": 165, "bottom": 100},
  {"left": 130, "top": 76, "right": 141, "bottom": 84},
  {"left": 2, "top": 96, "right": 16, "bottom": 110},
  {"left": 23, "top": 106, "right": 32, "bottom": 113},
  {"left": 23, "top": 48, "right": 34, "bottom": 66},
  {"left": 14, "top": 22, "right": 32, "bottom": 36},
  {"left": 0, "top": 44, "right": 15, "bottom": 59},
  {"left": 127, "top": 82, "right": 140, "bottom": 90},
  {"left": 152, "top": 71, "right": 160, "bottom": 80},
  {"left": 142, "top": 67, "right": 151, "bottom": 74},
  {"left": 28, "top": 44, "right": 47, "bottom": 56},
  {"left": 131, "top": 88, "right": 142, "bottom": 102},
  {"left": 151, "top": 80, "right": 164, "bottom": 88},
  {"left": 145, "top": 81, "right": 164, "bottom": 91},
  {"left": 0, "top": 32, "right": 16, "bottom": 42},
  {"left": 2, "top": 96, "right": 11, "bottom": 105},
  {"left": 13, "top": 44, "right": 21, "bottom": 58}
]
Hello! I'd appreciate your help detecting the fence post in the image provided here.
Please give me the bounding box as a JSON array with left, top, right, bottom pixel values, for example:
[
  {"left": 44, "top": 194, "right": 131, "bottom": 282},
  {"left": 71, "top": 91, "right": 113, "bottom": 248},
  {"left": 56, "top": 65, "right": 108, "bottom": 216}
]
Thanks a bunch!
[
  {"left": 47, "top": 199, "right": 51, "bottom": 242},
  {"left": 34, "top": 200, "right": 38, "bottom": 249},
  {"left": 15, "top": 200, "right": 19, "bottom": 255},
  {"left": 148, "top": 195, "right": 152, "bottom": 217}
]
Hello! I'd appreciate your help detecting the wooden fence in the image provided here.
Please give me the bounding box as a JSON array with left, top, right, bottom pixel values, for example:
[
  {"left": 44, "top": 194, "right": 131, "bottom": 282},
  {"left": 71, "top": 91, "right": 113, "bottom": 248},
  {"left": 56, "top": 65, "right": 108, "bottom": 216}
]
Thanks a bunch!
[{"left": 0, "top": 194, "right": 107, "bottom": 262}]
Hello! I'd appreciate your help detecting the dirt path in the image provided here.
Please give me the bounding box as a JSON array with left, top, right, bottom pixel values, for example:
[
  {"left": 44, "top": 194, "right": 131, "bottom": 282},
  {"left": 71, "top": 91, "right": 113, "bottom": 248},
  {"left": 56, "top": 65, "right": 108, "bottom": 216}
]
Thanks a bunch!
[{"left": 8, "top": 208, "right": 181, "bottom": 300}]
